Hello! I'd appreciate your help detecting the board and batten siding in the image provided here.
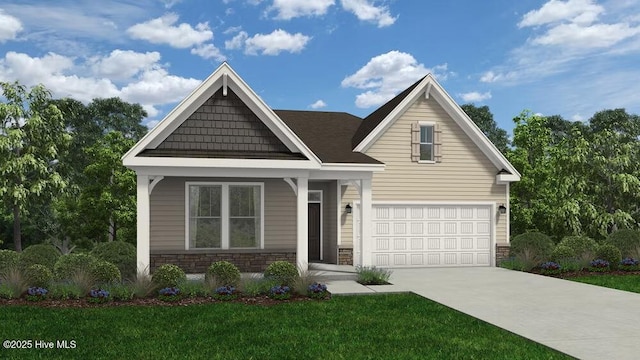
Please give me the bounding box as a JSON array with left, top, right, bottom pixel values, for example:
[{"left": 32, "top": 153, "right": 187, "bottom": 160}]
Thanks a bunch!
[
  {"left": 150, "top": 177, "right": 296, "bottom": 251},
  {"left": 340, "top": 96, "right": 508, "bottom": 248}
]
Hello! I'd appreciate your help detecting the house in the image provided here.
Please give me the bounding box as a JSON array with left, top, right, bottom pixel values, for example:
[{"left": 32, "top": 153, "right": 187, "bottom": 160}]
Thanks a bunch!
[{"left": 122, "top": 62, "right": 520, "bottom": 274}]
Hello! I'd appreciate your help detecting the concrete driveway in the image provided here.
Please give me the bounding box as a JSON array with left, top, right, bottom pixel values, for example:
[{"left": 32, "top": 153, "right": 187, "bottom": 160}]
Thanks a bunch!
[{"left": 328, "top": 267, "right": 640, "bottom": 360}]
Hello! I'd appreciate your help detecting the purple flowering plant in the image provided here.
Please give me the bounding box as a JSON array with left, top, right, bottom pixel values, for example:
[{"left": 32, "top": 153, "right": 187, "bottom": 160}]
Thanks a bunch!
[
  {"left": 619, "top": 257, "right": 639, "bottom": 271},
  {"left": 26, "top": 287, "right": 48, "bottom": 302},
  {"left": 158, "top": 287, "right": 182, "bottom": 302},
  {"left": 88, "top": 289, "right": 110, "bottom": 304},
  {"left": 307, "top": 282, "right": 328, "bottom": 299},
  {"left": 268, "top": 285, "right": 291, "bottom": 300},
  {"left": 539, "top": 261, "right": 562, "bottom": 275},
  {"left": 213, "top": 286, "right": 237, "bottom": 301},
  {"left": 589, "top": 259, "right": 610, "bottom": 272}
]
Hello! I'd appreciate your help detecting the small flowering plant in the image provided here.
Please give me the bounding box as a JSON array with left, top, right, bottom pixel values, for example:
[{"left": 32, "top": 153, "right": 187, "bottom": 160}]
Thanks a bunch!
[
  {"left": 589, "top": 259, "right": 610, "bottom": 272},
  {"left": 307, "top": 282, "right": 329, "bottom": 299},
  {"left": 88, "top": 289, "right": 111, "bottom": 304},
  {"left": 539, "top": 261, "right": 562, "bottom": 275},
  {"left": 26, "top": 287, "right": 48, "bottom": 302},
  {"left": 213, "top": 285, "right": 237, "bottom": 301},
  {"left": 268, "top": 285, "right": 291, "bottom": 300},
  {"left": 158, "top": 287, "right": 182, "bottom": 302},
  {"left": 619, "top": 257, "right": 640, "bottom": 271}
]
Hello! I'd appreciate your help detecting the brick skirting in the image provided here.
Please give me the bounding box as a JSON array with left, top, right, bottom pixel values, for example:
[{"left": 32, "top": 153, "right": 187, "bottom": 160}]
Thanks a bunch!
[
  {"left": 495, "top": 244, "right": 511, "bottom": 265},
  {"left": 150, "top": 251, "right": 296, "bottom": 273},
  {"left": 338, "top": 248, "right": 353, "bottom": 265}
]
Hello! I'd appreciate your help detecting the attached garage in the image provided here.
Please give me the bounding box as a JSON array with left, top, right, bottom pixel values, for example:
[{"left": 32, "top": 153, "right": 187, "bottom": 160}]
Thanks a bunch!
[{"left": 358, "top": 203, "right": 494, "bottom": 268}]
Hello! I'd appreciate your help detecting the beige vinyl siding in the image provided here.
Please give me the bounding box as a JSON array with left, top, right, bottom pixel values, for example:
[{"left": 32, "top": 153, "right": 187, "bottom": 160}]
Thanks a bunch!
[
  {"left": 150, "top": 177, "right": 296, "bottom": 251},
  {"left": 341, "top": 96, "right": 508, "bottom": 247}
]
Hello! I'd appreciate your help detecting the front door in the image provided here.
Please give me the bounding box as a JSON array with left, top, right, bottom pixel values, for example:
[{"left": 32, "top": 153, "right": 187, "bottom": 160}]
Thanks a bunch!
[{"left": 308, "top": 203, "right": 321, "bottom": 261}]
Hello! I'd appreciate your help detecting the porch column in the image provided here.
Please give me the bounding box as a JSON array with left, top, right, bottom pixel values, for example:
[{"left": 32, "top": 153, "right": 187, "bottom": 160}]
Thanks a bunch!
[
  {"left": 296, "top": 177, "right": 309, "bottom": 271},
  {"left": 360, "top": 178, "right": 373, "bottom": 266},
  {"left": 136, "top": 174, "right": 150, "bottom": 275}
]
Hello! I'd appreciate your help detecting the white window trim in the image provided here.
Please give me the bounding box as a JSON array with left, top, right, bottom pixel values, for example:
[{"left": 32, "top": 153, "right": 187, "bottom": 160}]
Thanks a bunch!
[
  {"left": 185, "top": 181, "right": 265, "bottom": 250},
  {"left": 308, "top": 190, "right": 323, "bottom": 261},
  {"left": 418, "top": 121, "right": 436, "bottom": 164}
]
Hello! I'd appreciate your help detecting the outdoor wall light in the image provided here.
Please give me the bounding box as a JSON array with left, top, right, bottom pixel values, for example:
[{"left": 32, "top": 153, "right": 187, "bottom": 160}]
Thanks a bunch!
[
  {"left": 498, "top": 204, "right": 507, "bottom": 214},
  {"left": 345, "top": 204, "right": 352, "bottom": 214}
]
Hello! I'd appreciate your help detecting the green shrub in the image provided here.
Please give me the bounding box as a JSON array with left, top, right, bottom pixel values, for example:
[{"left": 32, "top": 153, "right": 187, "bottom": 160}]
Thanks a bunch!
[
  {"left": 90, "top": 260, "right": 122, "bottom": 285},
  {"left": 498, "top": 258, "right": 526, "bottom": 271},
  {"left": 0, "top": 249, "right": 20, "bottom": 275},
  {"left": 264, "top": 261, "right": 299, "bottom": 286},
  {"left": 19, "top": 244, "right": 60, "bottom": 271},
  {"left": 607, "top": 229, "right": 640, "bottom": 258},
  {"left": 558, "top": 236, "right": 597, "bottom": 259},
  {"left": 105, "top": 283, "right": 135, "bottom": 302},
  {"left": 48, "top": 283, "right": 83, "bottom": 300},
  {"left": 181, "top": 280, "right": 208, "bottom": 298},
  {"left": 550, "top": 245, "right": 575, "bottom": 262},
  {"left": 205, "top": 261, "right": 241, "bottom": 287},
  {"left": 239, "top": 275, "right": 277, "bottom": 297},
  {"left": 557, "top": 259, "right": 584, "bottom": 272},
  {"left": 510, "top": 232, "right": 554, "bottom": 268},
  {"left": 25, "top": 264, "right": 53, "bottom": 288},
  {"left": 152, "top": 264, "right": 186, "bottom": 289},
  {"left": 595, "top": 243, "right": 622, "bottom": 269},
  {"left": 54, "top": 253, "right": 98, "bottom": 281},
  {"left": 90, "top": 241, "right": 136, "bottom": 279},
  {"left": 0, "top": 267, "right": 27, "bottom": 298},
  {"left": 130, "top": 273, "right": 155, "bottom": 299},
  {"left": 356, "top": 266, "right": 392, "bottom": 285},
  {"left": 292, "top": 269, "right": 320, "bottom": 295}
]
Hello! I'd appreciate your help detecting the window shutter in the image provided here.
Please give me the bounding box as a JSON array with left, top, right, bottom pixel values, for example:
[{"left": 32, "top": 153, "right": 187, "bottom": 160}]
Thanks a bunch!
[
  {"left": 411, "top": 122, "right": 420, "bottom": 162},
  {"left": 434, "top": 123, "right": 442, "bottom": 163}
]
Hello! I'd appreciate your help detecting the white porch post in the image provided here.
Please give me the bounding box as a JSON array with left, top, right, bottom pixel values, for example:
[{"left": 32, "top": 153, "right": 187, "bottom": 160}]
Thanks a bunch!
[
  {"left": 136, "top": 174, "right": 151, "bottom": 275},
  {"left": 360, "top": 178, "right": 373, "bottom": 266},
  {"left": 296, "top": 177, "right": 309, "bottom": 271}
]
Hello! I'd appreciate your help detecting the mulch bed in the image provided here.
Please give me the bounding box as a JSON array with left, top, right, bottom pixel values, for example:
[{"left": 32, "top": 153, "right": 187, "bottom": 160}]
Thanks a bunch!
[{"left": 0, "top": 294, "right": 331, "bottom": 308}]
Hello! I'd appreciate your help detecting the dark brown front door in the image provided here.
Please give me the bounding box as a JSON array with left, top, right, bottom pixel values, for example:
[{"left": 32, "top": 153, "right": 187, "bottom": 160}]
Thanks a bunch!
[{"left": 308, "top": 203, "right": 321, "bottom": 261}]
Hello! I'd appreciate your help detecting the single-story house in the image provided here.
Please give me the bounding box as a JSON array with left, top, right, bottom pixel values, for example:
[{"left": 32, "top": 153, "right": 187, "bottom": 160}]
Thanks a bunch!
[{"left": 122, "top": 62, "right": 520, "bottom": 274}]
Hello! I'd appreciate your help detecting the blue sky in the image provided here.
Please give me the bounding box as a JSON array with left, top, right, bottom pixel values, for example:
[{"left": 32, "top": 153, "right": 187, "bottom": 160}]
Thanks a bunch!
[{"left": 0, "top": 0, "right": 639, "bottom": 133}]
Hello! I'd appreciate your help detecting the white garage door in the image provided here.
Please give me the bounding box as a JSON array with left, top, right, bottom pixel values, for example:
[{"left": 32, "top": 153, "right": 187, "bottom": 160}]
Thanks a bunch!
[{"left": 370, "top": 204, "right": 492, "bottom": 267}]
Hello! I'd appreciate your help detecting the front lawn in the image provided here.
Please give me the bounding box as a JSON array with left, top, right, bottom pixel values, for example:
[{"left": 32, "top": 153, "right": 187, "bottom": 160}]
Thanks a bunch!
[
  {"left": 0, "top": 293, "right": 569, "bottom": 359},
  {"left": 566, "top": 274, "right": 640, "bottom": 294}
]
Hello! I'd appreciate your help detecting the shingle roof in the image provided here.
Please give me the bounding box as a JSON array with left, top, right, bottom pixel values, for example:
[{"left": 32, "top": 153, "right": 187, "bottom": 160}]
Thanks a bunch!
[
  {"left": 275, "top": 110, "right": 382, "bottom": 164},
  {"left": 351, "top": 76, "right": 425, "bottom": 148}
]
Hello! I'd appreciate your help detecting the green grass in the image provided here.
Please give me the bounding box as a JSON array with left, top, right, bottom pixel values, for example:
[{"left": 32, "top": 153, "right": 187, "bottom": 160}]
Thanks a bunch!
[
  {"left": 567, "top": 274, "right": 640, "bottom": 294},
  {"left": 0, "top": 293, "right": 569, "bottom": 359}
]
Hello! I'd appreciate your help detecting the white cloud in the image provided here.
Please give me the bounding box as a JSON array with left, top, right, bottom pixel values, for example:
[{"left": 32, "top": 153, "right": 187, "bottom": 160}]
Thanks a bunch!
[
  {"left": 127, "top": 13, "right": 213, "bottom": 48},
  {"left": 340, "top": 0, "right": 397, "bottom": 27},
  {"left": 191, "top": 44, "right": 227, "bottom": 61},
  {"left": 90, "top": 50, "right": 161, "bottom": 81},
  {"left": 519, "top": 0, "right": 603, "bottom": 27},
  {"left": 533, "top": 22, "right": 640, "bottom": 48},
  {"left": 225, "top": 31, "right": 248, "bottom": 50},
  {"left": 341, "top": 50, "right": 449, "bottom": 108},
  {"left": 268, "top": 0, "right": 335, "bottom": 20},
  {"left": 0, "top": 51, "right": 200, "bottom": 120},
  {"left": 309, "top": 99, "right": 327, "bottom": 109},
  {"left": 229, "top": 29, "right": 311, "bottom": 55},
  {"left": 459, "top": 91, "right": 492, "bottom": 103},
  {"left": 0, "top": 9, "right": 22, "bottom": 42},
  {"left": 159, "top": 0, "right": 183, "bottom": 9},
  {"left": 224, "top": 26, "right": 243, "bottom": 35}
]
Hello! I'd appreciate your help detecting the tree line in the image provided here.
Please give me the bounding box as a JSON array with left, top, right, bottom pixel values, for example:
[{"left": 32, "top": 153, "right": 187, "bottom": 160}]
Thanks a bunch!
[{"left": 1, "top": 82, "right": 639, "bottom": 251}]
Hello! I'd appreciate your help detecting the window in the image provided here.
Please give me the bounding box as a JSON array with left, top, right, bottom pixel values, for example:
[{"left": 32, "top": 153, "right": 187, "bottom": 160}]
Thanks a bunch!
[
  {"left": 420, "top": 125, "right": 434, "bottom": 161},
  {"left": 187, "top": 183, "right": 263, "bottom": 249}
]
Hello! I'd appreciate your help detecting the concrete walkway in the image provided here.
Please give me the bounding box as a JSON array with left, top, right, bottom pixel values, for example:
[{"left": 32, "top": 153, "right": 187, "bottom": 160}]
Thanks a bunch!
[{"left": 326, "top": 267, "right": 640, "bottom": 360}]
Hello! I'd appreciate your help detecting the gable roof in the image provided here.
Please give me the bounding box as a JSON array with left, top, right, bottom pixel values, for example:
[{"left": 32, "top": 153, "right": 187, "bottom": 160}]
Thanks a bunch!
[
  {"left": 352, "top": 74, "right": 521, "bottom": 179},
  {"left": 276, "top": 110, "right": 382, "bottom": 164},
  {"left": 122, "top": 62, "right": 320, "bottom": 166}
]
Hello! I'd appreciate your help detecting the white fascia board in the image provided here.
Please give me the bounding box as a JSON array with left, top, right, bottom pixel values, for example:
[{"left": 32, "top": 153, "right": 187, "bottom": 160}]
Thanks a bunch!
[
  {"left": 320, "top": 163, "right": 385, "bottom": 172},
  {"left": 309, "top": 170, "right": 375, "bottom": 181},
  {"left": 129, "top": 165, "right": 311, "bottom": 179},
  {"left": 353, "top": 76, "right": 430, "bottom": 153},
  {"left": 124, "top": 156, "right": 319, "bottom": 170}
]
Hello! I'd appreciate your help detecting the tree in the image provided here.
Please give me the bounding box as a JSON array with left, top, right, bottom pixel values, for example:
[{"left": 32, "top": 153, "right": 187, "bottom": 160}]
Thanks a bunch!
[
  {"left": 0, "top": 82, "right": 70, "bottom": 251},
  {"left": 461, "top": 104, "right": 510, "bottom": 154}
]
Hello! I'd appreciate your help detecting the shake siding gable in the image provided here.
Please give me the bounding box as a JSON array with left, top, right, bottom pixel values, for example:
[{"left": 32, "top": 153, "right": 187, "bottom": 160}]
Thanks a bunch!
[{"left": 340, "top": 95, "right": 507, "bottom": 247}]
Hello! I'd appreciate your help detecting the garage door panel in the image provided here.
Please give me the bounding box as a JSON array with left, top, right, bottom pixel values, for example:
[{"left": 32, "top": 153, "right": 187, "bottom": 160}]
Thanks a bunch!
[{"left": 371, "top": 204, "right": 492, "bottom": 268}]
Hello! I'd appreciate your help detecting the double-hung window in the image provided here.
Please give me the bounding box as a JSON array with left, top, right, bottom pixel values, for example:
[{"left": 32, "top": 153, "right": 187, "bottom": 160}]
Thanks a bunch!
[
  {"left": 187, "top": 183, "right": 263, "bottom": 249},
  {"left": 419, "top": 125, "right": 434, "bottom": 161}
]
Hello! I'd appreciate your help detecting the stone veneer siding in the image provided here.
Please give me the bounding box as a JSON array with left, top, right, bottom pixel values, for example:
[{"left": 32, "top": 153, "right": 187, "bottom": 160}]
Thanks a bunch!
[
  {"left": 150, "top": 251, "right": 296, "bottom": 273},
  {"left": 338, "top": 248, "right": 353, "bottom": 265},
  {"left": 495, "top": 244, "right": 511, "bottom": 265}
]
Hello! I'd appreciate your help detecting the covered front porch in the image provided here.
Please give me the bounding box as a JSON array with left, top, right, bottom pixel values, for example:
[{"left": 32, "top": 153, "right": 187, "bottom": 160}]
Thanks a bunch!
[{"left": 133, "top": 166, "right": 378, "bottom": 274}]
